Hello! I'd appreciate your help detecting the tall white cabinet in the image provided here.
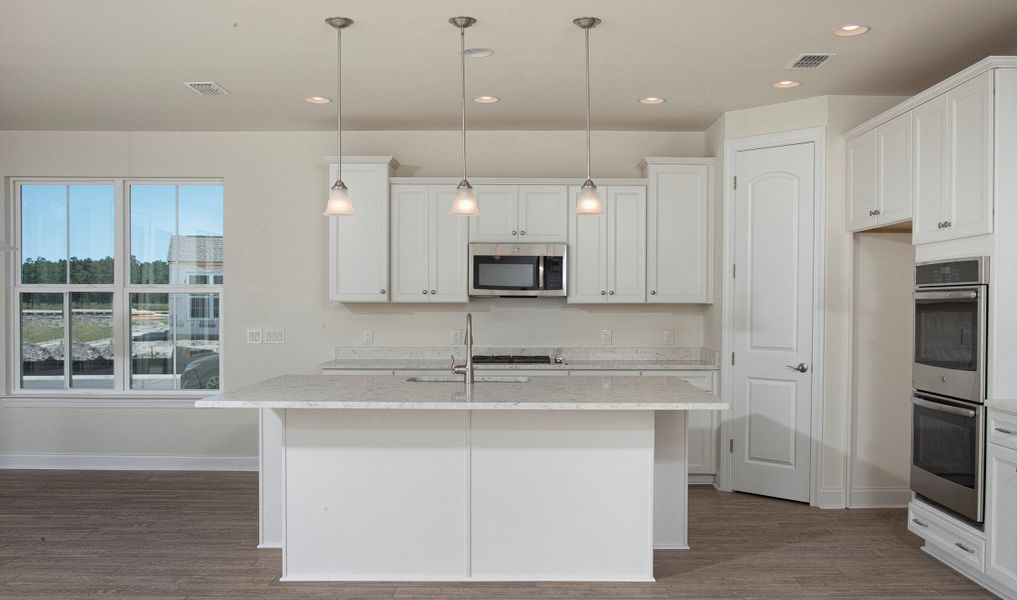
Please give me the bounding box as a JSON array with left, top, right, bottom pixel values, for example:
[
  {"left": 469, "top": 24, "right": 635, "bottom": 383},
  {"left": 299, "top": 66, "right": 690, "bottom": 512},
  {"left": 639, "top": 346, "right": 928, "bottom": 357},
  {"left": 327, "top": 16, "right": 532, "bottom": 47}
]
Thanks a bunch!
[
  {"left": 568, "top": 185, "right": 647, "bottom": 303},
  {"left": 641, "top": 158, "right": 714, "bottom": 303},
  {"left": 469, "top": 185, "right": 568, "bottom": 243},
  {"left": 390, "top": 184, "right": 469, "bottom": 303},
  {"left": 327, "top": 157, "right": 398, "bottom": 302}
]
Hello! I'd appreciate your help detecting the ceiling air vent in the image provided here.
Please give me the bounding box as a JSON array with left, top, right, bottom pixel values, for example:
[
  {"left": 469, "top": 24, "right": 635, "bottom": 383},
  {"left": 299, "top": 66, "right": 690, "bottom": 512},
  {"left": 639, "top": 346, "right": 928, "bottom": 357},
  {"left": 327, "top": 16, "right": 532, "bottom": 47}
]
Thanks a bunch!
[
  {"left": 786, "top": 53, "right": 835, "bottom": 70},
  {"left": 183, "top": 81, "right": 230, "bottom": 96}
]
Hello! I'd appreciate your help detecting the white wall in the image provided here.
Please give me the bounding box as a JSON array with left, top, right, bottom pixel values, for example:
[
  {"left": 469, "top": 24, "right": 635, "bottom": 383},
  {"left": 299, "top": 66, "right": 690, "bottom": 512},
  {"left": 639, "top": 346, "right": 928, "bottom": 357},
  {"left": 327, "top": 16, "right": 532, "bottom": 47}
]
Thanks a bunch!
[
  {"left": 850, "top": 232, "right": 914, "bottom": 506},
  {"left": 0, "top": 129, "right": 706, "bottom": 463}
]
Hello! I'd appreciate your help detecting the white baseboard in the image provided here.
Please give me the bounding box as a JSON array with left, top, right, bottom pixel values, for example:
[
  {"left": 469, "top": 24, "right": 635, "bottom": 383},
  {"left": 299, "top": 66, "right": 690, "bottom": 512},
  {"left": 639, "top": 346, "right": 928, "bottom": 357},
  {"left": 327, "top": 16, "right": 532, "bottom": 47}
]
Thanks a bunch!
[
  {"left": 0, "top": 452, "right": 258, "bottom": 471},
  {"left": 848, "top": 487, "right": 911, "bottom": 508},
  {"left": 688, "top": 474, "right": 715, "bottom": 485},
  {"left": 818, "top": 487, "right": 846, "bottom": 509}
]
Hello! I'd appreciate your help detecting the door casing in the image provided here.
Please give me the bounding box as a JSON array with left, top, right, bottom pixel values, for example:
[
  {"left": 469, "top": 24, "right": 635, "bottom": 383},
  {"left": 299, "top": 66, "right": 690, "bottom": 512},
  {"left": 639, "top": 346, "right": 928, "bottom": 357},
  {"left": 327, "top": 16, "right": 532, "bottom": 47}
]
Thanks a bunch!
[{"left": 719, "top": 127, "right": 828, "bottom": 507}]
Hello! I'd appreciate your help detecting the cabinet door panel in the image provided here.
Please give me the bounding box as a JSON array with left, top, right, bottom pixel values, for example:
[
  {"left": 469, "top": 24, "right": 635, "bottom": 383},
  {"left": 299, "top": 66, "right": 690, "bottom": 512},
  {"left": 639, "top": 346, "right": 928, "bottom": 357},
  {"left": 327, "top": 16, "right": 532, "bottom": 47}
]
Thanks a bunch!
[
  {"left": 390, "top": 185, "right": 430, "bottom": 302},
  {"left": 647, "top": 164, "right": 711, "bottom": 303},
  {"left": 469, "top": 185, "right": 519, "bottom": 242},
  {"left": 948, "top": 72, "right": 994, "bottom": 240},
  {"left": 913, "top": 94, "right": 951, "bottom": 244},
  {"left": 877, "top": 112, "right": 913, "bottom": 225},
  {"left": 429, "top": 189, "right": 469, "bottom": 303},
  {"left": 567, "top": 186, "right": 608, "bottom": 303},
  {"left": 847, "top": 129, "right": 879, "bottom": 231},
  {"left": 987, "top": 443, "right": 1017, "bottom": 591},
  {"left": 329, "top": 163, "right": 390, "bottom": 301},
  {"left": 518, "top": 185, "right": 568, "bottom": 242},
  {"left": 607, "top": 186, "right": 647, "bottom": 303}
]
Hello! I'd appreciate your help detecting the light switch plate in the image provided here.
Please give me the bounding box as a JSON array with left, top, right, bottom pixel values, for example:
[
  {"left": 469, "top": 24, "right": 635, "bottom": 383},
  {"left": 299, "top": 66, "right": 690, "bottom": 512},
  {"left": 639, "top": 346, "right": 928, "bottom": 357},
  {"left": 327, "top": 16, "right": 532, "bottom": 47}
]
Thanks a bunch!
[
  {"left": 361, "top": 329, "right": 374, "bottom": 345},
  {"left": 663, "top": 329, "right": 675, "bottom": 345},
  {"left": 263, "top": 328, "right": 285, "bottom": 344},
  {"left": 600, "top": 329, "right": 613, "bottom": 345},
  {"left": 450, "top": 329, "right": 463, "bottom": 346},
  {"left": 246, "top": 329, "right": 263, "bottom": 344}
]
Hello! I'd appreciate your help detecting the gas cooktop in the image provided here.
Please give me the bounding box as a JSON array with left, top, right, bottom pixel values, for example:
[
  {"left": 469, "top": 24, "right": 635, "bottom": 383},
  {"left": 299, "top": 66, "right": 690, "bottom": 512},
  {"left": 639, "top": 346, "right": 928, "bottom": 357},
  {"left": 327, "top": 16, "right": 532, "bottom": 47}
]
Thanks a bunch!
[{"left": 471, "top": 355, "right": 552, "bottom": 364}]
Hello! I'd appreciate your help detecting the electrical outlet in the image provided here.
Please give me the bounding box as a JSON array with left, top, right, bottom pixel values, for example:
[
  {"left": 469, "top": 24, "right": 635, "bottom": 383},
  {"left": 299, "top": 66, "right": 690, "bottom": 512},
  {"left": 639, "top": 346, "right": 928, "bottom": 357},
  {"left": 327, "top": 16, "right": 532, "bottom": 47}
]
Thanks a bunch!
[
  {"left": 361, "top": 329, "right": 374, "bottom": 345},
  {"left": 663, "top": 329, "right": 675, "bottom": 346},
  {"left": 450, "top": 329, "right": 463, "bottom": 346},
  {"left": 263, "top": 328, "right": 285, "bottom": 344},
  {"left": 600, "top": 329, "right": 613, "bottom": 345},
  {"left": 246, "top": 329, "right": 262, "bottom": 344}
]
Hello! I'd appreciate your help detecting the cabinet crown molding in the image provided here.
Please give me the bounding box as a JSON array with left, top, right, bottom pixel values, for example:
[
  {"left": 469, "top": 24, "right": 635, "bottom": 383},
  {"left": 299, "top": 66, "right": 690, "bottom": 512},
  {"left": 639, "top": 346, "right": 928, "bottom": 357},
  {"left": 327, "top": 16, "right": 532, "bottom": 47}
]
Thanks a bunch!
[{"left": 323, "top": 155, "right": 400, "bottom": 172}]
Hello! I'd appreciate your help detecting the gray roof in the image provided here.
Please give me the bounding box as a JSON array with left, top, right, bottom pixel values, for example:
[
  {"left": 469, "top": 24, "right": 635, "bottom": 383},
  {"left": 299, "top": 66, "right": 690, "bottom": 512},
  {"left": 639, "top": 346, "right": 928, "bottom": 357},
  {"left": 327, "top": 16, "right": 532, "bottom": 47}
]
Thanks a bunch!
[{"left": 167, "top": 235, "right": 223, "bottom": 263}]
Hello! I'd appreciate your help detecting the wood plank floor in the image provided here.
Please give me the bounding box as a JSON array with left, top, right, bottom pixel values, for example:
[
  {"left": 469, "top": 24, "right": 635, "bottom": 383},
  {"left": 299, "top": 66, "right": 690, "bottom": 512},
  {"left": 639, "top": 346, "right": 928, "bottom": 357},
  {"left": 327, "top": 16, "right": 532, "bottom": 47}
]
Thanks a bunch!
[{"left": 0, "top": 470, "right": 993, "bottom": 599}]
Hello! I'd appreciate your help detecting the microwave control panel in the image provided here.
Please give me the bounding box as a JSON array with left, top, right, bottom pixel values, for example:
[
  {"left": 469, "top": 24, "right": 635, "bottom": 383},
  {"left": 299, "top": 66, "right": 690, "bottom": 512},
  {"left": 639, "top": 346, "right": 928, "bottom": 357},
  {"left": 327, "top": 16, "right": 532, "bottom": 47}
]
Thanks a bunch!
[{"left": 544, "top": 257, "right": 564, "bottom": 291}]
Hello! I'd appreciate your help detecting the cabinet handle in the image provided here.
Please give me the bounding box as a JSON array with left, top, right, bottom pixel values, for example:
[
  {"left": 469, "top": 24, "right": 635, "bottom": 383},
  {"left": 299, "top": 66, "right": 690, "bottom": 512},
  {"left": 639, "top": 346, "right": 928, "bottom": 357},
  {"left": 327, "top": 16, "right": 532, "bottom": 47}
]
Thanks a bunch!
[
  {"left": 380, "top": 289, "right": 386, "bottom": 294},
  {"left": 911, "top": 518, "right": 928, "bottom": 528},
  {"left": 609, "top": 290, "right": 615, "bottom": 295},
  {"left": 995, "top": 427, "right": 1016, "bottom": 435},
  {"left": 600, "top": 291, "right": 606, "bottom": 296},
  {"left": 650, "top": 290, "right": 656, "bottom": 295},
  {"left": 955, "top": 542, "right": 974, "bottom": 554},
  {"left": 430, "top": 290, "right": 436, "bottom": 295},
  {"left": 511, "top": 230, "right": 517, "bottom": 235},
  {"left": 520, "top": 230, "right": 526, "bottom": 235}
]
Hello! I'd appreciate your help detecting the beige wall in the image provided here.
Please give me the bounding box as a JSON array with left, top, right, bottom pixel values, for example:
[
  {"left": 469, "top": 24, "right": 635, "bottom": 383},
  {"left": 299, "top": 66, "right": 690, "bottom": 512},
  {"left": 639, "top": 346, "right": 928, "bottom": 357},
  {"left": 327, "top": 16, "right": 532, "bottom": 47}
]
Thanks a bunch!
[
  {"left": 851, "top": 232, "right": 914, "bottom": 499},
  {"left": 0, "top": 129, "right": 706, "bottom": 461}
]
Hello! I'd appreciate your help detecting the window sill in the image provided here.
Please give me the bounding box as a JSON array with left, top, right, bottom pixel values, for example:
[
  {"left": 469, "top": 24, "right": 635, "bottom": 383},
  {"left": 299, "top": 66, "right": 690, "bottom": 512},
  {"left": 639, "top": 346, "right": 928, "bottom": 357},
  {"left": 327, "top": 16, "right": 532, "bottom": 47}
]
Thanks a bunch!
[{"left": 0, "top": 392, "right": 217, "bottom": 409}]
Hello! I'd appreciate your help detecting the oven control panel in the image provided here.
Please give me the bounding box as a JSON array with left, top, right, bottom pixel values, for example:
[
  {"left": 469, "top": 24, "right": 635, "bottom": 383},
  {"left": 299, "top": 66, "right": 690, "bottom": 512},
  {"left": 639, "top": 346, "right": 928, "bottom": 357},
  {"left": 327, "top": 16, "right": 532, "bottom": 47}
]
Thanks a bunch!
[{"left": 916, "top": 258, "right": 987, "bottom": 287}]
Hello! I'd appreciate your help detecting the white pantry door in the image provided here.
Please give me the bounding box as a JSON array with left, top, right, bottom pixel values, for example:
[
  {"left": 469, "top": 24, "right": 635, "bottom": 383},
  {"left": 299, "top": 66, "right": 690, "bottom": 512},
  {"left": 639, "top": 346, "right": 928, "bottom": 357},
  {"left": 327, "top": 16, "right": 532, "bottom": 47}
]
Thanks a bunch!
[{"left": 731, "top": 142, "right": 815, "bottom": 503}]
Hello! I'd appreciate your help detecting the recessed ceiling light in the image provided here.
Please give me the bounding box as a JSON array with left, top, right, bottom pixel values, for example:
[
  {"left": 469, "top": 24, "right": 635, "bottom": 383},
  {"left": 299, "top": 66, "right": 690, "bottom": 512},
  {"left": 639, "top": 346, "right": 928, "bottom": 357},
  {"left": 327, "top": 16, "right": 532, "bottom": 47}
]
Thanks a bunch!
[
  {"left": 772, "top": 80, "right": 801, "bottom": 89},
  {"left": 834, "top": 24, "right": 870, "bottom": 36},
  {"left": 464, "top": 47, "right": 494, "bottom": 58},
  {"left": 473, "top": 96, "right": 499, "bottom": 104},
  {"left": 639, "top": 97, "right": 667, "bottom": 105},
  {"left": 305, "top": 96, "right": 332, "bottom": 104}
]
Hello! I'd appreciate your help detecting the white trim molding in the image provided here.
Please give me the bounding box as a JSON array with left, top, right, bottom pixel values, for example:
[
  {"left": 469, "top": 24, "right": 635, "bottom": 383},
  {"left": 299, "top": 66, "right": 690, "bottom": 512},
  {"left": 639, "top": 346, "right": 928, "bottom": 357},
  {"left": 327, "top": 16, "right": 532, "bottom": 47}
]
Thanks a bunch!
[
  {"left": 848, "top": 487, "right": 912, "bottom": 508},
  {"left": 0, "top": 453, "right": 257, "bottom": 471},
  {"left": 718, "top": 127, "right": 828, "bottom": 509},
  {"left": 819, "top": 488, "right": 847, "bottom": 509}
]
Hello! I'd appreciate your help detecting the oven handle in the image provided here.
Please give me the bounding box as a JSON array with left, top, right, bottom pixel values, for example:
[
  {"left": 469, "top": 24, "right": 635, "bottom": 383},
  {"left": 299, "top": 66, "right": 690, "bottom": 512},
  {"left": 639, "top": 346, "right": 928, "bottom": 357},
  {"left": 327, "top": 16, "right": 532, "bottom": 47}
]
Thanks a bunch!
[
  {"left": 913, "top": 397, "right": 977, "bottom": 418},
  {"left": 914, "top": 290, "right": 979, "bottom": 301}
]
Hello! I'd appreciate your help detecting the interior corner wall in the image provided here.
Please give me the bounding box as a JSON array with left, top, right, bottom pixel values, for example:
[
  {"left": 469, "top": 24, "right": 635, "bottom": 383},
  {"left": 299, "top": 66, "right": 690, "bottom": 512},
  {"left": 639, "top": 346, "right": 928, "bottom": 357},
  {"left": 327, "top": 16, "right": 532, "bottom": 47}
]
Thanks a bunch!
[
  {"left": 0, "top": 128, "right": 706, "bottom": 464},
  {"left": 702, "top": 115, "right": 726, "bottom": 357}
]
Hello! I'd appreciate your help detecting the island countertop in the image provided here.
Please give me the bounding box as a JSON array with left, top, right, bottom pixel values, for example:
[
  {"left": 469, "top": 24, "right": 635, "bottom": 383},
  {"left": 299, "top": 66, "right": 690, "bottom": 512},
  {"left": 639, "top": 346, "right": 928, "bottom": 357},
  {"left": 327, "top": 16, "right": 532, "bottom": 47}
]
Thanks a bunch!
[{"left": 196, "top": 374, "right": 730, "bottom": 411}]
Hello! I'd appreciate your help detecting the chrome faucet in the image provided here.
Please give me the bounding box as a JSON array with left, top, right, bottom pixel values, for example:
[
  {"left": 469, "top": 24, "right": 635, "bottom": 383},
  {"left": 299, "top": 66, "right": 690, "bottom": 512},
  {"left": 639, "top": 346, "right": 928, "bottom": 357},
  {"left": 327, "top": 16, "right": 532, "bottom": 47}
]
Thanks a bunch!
[{"left": 450, "top": 313, "right": 475, "bottom": 385}]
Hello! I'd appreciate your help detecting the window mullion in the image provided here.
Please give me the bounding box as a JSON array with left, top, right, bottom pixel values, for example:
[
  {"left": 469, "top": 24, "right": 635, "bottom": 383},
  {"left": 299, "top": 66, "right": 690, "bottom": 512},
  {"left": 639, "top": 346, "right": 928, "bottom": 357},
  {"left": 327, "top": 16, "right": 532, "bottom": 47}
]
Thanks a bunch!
[{"left": 63, "top": 291, "right": 71, "bottom": 390}]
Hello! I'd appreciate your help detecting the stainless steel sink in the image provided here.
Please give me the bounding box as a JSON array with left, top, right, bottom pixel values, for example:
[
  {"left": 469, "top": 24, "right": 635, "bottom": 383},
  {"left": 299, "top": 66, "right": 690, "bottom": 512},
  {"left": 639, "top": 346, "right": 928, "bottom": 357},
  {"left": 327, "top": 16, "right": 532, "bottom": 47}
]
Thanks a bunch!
[{"left": 405, "top": 376, "right": 530, "bottom": 383}]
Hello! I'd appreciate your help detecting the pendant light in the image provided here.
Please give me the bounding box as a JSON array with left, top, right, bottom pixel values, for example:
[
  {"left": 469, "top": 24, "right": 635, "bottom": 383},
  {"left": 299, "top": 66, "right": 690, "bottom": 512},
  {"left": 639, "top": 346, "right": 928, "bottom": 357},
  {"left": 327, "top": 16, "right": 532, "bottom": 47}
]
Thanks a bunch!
[
  {"left": 448, "top": 16, "right": 479, "bottom": 216},
  {"left": 323, "top": 17, "right": 354, "bottom": 217},
  {"left": 574, "top": 17, "right": 604, "bottom": 215}
]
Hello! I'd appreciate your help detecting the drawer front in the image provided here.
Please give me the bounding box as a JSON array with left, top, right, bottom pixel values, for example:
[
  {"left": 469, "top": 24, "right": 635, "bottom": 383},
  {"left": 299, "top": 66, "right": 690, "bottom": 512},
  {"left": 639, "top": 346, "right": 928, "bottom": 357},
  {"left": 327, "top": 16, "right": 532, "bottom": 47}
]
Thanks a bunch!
[
  {"left": 989, "top": 409, "right": 1017, "bottom": 452},
  {"left": 908, "top": 501, "right": 985, "bottom": 572}
]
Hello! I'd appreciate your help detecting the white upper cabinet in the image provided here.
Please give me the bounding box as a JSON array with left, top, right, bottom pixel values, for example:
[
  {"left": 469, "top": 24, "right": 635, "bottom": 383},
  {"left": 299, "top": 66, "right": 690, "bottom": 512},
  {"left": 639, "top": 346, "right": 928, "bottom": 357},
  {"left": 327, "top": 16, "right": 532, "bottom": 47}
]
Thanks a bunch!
[
  {"left": 390, "top": 184, "right": 468, "bottom": 303},
  {"left": 847, "top": 112, "right": 912, "bottom": 232},
  {"left": 327, "top": 157, "right": 398, "bottom": 302},
  {"left": 913, "top": 71, "right": 994, "bottom": 244},
  {"left": 847, "top": 129, "right": 879, "bottom": 231},
  {"left": 568, "top": 185, "right": 646, "bottom": 304},
  {"left": 642, "top": 159, "right": 713, "bottom": 303},
  {"left": 469, "top": 185, "right": 567, "bottom": 242}
]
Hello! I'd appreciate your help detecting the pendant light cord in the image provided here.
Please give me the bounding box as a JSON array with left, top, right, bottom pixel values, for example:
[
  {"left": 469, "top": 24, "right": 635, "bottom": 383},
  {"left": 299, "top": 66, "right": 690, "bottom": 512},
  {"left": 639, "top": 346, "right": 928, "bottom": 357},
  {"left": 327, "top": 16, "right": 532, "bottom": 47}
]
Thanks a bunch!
[
  {"left": 336, "top": 27, "right": 343, "bottom": 183},
  {"left": 460, "top": 25, "right": 468, "bottom": 182},
  {"left": 585, "top": 27, "right": 591, "bottom": 182}
]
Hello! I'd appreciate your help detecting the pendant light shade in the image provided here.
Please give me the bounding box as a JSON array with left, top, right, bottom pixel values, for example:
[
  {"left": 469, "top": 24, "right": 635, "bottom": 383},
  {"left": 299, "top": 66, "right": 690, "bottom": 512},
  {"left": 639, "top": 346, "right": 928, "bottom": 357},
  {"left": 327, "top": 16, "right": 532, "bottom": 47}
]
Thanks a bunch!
[
  {"left": 574, "top": 16, "right": 604, "bottom": 215},
  {"left": 323, "top": 16, "right": 354, "bottom": 217},
  {"left": 448, "top": 16, "right": 479, "bottom": 216}
]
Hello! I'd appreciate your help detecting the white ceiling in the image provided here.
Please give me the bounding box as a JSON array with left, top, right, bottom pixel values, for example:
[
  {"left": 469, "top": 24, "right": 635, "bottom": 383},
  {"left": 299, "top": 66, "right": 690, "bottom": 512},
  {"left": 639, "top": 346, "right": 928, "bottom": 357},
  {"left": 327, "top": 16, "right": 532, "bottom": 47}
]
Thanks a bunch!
[{"left": 2, "top": 0, "right": 1017, "bottom": 132}]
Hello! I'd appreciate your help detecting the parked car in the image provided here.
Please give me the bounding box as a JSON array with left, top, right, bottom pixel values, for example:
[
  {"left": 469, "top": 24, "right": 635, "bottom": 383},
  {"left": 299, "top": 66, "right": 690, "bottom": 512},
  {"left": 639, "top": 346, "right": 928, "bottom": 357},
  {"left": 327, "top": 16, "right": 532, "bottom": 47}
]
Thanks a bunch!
[{"left": 180, "top": 354, "right": 219, "bottom": 389}]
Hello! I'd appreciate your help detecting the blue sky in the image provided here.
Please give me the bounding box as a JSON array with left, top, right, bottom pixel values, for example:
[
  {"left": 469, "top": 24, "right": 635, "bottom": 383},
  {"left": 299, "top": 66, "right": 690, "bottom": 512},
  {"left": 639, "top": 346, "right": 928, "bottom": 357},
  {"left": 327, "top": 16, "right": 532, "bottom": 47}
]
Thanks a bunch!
[{"left": 21, "top": 183, "right": 222, "bottom": 263}]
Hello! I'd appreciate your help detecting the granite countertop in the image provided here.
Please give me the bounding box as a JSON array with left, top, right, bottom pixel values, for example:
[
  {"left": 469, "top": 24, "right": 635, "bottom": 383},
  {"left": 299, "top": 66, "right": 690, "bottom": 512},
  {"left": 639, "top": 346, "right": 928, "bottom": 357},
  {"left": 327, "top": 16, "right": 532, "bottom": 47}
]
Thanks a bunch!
[
  {"left": 196, "top": 374, "right": 730, "bottom": 411},
  {"left": 317, "top": 358, "right": 718, "bottom": 371}
]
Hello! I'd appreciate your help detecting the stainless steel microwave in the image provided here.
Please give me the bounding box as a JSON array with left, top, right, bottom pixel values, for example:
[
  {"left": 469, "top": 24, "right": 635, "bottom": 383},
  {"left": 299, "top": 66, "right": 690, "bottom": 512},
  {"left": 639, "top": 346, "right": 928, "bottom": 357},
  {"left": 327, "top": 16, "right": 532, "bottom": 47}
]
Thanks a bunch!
[{"left": 468, "top": 243, "right": 567, "bottom": 297}]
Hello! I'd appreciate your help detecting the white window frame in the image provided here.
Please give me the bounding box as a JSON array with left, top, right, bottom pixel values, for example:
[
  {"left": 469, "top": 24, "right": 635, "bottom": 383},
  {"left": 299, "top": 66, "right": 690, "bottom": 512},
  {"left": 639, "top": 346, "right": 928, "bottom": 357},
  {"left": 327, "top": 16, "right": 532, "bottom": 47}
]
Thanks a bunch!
[{"left": 4, "top": 177, "right": 225, "bottom": 406}]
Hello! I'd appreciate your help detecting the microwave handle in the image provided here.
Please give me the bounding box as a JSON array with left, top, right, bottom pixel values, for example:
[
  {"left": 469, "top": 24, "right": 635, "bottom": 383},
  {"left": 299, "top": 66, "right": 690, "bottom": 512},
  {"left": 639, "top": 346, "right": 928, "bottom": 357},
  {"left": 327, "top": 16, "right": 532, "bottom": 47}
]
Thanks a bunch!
[
  {"left": 914, "top": 290, "right": 979, "bottom": 301},
  {"left": 912, "top": 396, "right": 977, "bottom": 418},
  {"left": 538, "top": 256, "right": 545, "bottom": 290}
]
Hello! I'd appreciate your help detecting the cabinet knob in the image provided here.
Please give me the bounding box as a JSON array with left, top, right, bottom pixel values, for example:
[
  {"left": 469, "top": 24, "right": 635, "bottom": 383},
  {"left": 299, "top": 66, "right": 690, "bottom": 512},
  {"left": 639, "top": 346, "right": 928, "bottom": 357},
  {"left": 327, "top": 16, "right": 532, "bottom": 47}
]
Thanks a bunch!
[
  {"left": 868, "top": 210, "right": 874, "bottom": 216},
  {"left": 609, "top": 290, "right": 615, "bottom": 295},
  {"left": 422, "top": 289, "right": 428, "bottom": 295},
  {"left": 944, "top": 221, "right": 951, "bottom": 228},
  {"left": 874, "top": 209, "right": 881, "bottom": 215},
  {"left": 520, "top": 230, "right": 526, "bottom": 235},
  {"left": 511, "top": 230, "right": 517, "bottom": 235},
  {"left": 430, "top": 290, "right": 436, "bottom": 295},
  {"left": 600, "top": 290, "right": 606, "bottom": 295},
  {"left": 650, "top": 290, "right": 656, "bottom": 295},
  {"left": 380, "top": 289, "right": 386, "bottom": 294},
  {"left": 937, "top": 222, "right": 943, "bottom": 229}
]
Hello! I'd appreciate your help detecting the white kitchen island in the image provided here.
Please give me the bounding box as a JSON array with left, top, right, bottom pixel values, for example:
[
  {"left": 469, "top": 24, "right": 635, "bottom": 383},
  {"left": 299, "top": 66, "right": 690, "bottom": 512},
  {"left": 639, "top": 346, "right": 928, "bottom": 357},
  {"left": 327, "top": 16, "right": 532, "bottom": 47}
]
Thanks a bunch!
[{"left": 197, "top": 374, "right": 728, "bottom": 582}]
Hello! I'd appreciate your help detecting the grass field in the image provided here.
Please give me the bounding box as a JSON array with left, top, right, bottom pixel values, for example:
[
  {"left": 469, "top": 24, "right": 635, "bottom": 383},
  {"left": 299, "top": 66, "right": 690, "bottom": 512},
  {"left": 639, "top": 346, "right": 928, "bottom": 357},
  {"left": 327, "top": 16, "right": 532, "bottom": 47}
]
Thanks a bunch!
[{"left": 22, "top": 324, "right": 112, "bottom": 344}]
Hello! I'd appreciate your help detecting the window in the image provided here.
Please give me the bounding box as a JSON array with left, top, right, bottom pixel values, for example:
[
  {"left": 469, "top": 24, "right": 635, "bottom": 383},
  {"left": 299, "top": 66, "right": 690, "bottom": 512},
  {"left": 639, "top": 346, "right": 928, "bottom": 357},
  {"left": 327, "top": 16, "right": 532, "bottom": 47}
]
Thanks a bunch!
[{"left": 13, "top": 180, "right": 224, "bottom": 393}]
